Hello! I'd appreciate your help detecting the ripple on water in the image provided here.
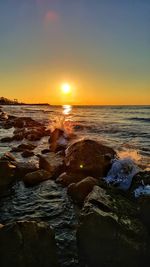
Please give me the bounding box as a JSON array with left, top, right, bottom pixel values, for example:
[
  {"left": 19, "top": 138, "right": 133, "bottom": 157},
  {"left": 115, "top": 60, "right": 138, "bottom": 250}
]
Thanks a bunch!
[{"left": 0, "top": 179, "right": 80, "bottom": 267}]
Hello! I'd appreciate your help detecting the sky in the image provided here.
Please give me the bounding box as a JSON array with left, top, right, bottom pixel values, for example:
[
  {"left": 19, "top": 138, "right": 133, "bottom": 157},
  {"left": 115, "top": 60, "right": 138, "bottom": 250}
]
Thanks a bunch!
[{"left": 0, "top": 0, "right": 150, "bottom": 105}]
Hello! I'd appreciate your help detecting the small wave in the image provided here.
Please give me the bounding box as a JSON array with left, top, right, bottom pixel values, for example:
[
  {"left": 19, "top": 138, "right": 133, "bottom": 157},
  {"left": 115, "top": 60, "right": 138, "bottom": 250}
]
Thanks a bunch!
[{"left": 129, "top": 117, "right": 150, "bottom": 123}]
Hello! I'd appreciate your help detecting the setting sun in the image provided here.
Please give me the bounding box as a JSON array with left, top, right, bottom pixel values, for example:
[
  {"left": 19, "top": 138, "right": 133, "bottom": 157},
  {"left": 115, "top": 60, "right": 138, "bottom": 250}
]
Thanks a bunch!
[{"left": 61, "top": 83, "right": 71, "bottom": 94}]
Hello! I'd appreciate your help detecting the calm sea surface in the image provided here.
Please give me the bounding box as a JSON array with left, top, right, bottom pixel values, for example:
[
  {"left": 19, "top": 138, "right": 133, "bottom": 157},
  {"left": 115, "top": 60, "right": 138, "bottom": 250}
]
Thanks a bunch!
[{"left": 0, "top": 105, "right": 150, "bottom": 267}]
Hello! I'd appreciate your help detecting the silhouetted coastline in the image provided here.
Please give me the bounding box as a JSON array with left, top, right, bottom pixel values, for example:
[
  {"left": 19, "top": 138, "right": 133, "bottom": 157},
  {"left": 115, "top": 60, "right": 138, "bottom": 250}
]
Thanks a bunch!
[{"left": 0, "top": 97, "right": 50, "bottom": 106}]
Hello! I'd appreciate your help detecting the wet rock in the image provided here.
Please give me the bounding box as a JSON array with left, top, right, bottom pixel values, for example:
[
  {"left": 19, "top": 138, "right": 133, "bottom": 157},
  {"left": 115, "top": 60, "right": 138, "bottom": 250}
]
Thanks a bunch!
[
  {"left": 0, "top": 152, "right": 16, "bottom": 162},
  {"left": 65, "top": 139, "right": 116, "bottom": 177},
  {"left": 23, "top": 169, "right": 51, "bottom": 186},
  {"left": 14, "top": 162, "right": 38, "bottom": 178},
  {"left": 0, "top": 112, "right": 8, "bottom": 120},
  {"left": 77, "top": 186, "right": 149, "bottom": 267},
  {"left": 14, "top": 117, "right": 42, "bottom": 128},
  {"left": 12, "top": 133, "right": 24, "bottom": 141},
  {"left": 0, "top": 136, "right": 13, "bottom": 142},
  {"left": 38, "top": 152, "right": 64, "bottom": 178},
  {"left": 21, "top": 150, "right": 35, "bottom": 158},
  {"left": 2, "top": 121, "right": 14, "bottom": 129},
  {"left": 0, "top": 160, "right": 16, "bottom": 194},
  {"left": 11, "top": 143, "right": 36, "bottom": 152},
  {"left": 42, "top": 149, "right": 51, "bottom": 154},
  {"left": 26, "top": 133, "right": 42, "bottom": 141},
  {"left": 45, "top": 129, "right": 51, "bottom": 136},
  {"left": 67, "top": 177, "right": 98, "bottom": 205},
  {"left": 0, "top": 221, "right": 59, "bottom": 267},
  {"left": 56, "top": 172, "right": 87, "bottom": 187}
]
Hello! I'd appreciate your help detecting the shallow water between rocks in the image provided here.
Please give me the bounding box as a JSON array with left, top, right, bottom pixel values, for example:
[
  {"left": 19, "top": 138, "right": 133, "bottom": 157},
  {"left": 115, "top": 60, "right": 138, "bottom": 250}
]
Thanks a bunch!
[{"left": 0, "top": 180, "right": 80, "bottom": 267}]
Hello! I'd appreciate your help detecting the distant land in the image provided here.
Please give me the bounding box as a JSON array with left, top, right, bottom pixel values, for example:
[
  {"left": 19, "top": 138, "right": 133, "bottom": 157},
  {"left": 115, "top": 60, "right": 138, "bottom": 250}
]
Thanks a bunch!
[{"left": 0, "top": 97, "right": 50, "bottom": 106}]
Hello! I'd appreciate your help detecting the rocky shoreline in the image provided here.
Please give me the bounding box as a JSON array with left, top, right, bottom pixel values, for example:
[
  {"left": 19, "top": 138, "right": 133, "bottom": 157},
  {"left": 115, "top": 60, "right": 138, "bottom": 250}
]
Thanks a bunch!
[{"left": 0, "top": 107, "right": 150, "bottom": 267}]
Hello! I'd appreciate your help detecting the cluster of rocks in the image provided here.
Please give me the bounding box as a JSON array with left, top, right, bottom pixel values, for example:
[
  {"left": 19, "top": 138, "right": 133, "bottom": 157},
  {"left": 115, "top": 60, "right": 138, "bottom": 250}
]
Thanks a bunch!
[{"left": 0, "top": 108, "right": 150, "bottom": 267}]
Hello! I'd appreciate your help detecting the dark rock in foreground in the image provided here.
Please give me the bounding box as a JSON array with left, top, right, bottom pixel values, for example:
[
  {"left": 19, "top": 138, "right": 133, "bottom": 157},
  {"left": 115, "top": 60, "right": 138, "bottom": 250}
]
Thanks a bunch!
[
  {"left": 77, "top": 186, "right": 150, "bottom": 267},
  {"left": 65, "top": 139, "right": 116, "bottom": 177},
  {"left": 0, "top": 221, "right": 59, "bottom": 267}
]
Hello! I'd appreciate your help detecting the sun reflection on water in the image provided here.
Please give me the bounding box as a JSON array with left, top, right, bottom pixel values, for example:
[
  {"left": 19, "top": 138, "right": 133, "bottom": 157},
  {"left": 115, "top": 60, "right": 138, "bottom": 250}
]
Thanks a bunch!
[{"left": 62, "top": 105, "right": 72, "bottom": 115}]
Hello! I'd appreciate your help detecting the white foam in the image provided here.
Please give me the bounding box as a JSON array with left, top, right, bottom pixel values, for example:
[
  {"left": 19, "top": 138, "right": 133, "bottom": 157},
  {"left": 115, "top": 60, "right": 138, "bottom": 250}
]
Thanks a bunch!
[{"left": 105, "top": 158, "right": 141, "bottom": 191}]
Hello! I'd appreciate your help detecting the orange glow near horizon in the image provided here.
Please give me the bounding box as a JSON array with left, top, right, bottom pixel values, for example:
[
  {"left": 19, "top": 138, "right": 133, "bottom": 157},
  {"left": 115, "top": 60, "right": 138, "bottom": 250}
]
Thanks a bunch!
[{"left": 1, "top": 76, "right": 150, "bottom": 106}]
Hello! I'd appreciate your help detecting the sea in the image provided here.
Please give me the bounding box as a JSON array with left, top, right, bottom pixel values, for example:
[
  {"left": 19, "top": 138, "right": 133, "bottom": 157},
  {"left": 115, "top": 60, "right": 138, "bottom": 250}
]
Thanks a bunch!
[{"left": 0, "top": 105, "right": 150, "bottom": 266}]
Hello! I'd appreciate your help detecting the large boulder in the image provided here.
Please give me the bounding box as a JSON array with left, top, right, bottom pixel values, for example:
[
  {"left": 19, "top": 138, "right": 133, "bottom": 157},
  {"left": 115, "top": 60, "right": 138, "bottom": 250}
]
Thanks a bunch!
[
  {"left": 67, "top": 177, "right": 98, "bottom": 205},
  {"left": 0, "top": 160, "right": 16, "bottom": 194},
  {"left": 77, "top": 186, "right": 149, "bottom": 267},
  {"left": 0, "top": 221, "right": 59, "bottom": 267},
  {"left": 23, "top": 170, "right": 51, "bottom": 187},
  {"left": 65, "top": 139, "right": 116, "bottom": 177},
  {"left": 38, "top": 152, "right": 64, "bottom": 178}
]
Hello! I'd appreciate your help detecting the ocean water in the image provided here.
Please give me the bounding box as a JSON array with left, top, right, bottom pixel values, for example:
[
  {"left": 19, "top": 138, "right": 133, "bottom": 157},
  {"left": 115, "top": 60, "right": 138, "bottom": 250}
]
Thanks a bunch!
[
  {"left": 0, "top": 105, "right": 150, "bottom": 267},
  {"left": 1, "top": 105, "right": 150, "bottom": 168}
]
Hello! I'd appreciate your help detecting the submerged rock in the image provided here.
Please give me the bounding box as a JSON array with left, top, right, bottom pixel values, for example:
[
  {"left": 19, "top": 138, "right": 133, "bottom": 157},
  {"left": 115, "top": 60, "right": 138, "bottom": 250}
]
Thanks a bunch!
[
  {"left": 67, "top": 177, "right": 98, "bottom": 205},
  {"left": 38, "top": 152, "right": 64, "bottom": 178},
  {"left": 23, "top": 170, "right": 51, "bottom": 187},
  {"left": 11, "top": 143, "right": 36, "bottom": 152},
  {"left": 0, "top": 221, "right": 59, "bottom": 267},
  {"left": 65, "top": 139, "right": 116, "bottom": 177},
  {"left": 21, "top": 150, "right": 35, "bottom": 158},
  {"left": 77, "top": 186, "right": 149, "bottom": 267}
]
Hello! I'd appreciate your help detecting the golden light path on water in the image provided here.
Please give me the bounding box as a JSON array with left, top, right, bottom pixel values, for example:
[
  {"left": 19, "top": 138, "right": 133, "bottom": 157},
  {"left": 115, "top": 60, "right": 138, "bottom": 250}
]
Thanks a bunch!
[{"left": 62, "top": 105, "right": 72, "bottom": 115}]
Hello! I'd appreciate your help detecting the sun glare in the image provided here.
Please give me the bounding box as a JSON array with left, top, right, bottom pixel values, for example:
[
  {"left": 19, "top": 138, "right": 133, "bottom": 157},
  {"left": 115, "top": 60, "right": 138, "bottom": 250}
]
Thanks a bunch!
[{"left": 61, "top": 83, "right": 71, "bottom": 94}]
